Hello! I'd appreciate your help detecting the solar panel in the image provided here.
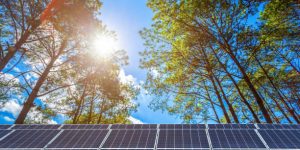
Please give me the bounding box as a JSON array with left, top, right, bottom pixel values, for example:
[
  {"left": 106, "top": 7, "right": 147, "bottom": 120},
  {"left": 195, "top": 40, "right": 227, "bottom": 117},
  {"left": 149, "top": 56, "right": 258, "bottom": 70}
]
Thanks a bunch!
[
  {"left": 62, "top": 124, "right": 109, "bottom": 129},
  {"left": 157, "top": 129, "right": 209, "bottom": 149},
  {"left": 159, "top": 124, "right": 206, "bottom": 130},
  {"left": 0, "top": 130, "right": 12, "bottom": 138},
  {"left": 258, "top": 129, "right": 300, "bottom": 149},
  {"left": 208, "top": 124, "right": 256, "bottom": 129},
  {"left": 209, "top": 129, "right": 266, "bottom": 149},
  {"left": 110, "top": 124, "right": 157, "bottom": 129},
  {"left": 101, "top": 129, "right": 157, "bottom": 149},
  {"left": 258, "top": 124, "right": 300, "bottom": 129},
  {"left": 47, "top": 129, "right": 108, "bottom": 148},
  {"left": 0, "top": 125, "right": 11, "bottom": 129},
  {"left": 0, "top": 129, "right": 59, "bottom": 148},
  {"left": 12, "top": 124, "right": 60, "bottom": 129}
]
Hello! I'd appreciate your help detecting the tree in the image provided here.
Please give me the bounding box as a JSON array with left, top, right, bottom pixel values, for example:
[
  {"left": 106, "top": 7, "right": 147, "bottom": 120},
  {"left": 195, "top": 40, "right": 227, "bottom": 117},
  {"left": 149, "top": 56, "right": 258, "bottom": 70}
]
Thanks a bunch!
[{"left": 140, "top": 0, "right": 299, "bottom": 123}]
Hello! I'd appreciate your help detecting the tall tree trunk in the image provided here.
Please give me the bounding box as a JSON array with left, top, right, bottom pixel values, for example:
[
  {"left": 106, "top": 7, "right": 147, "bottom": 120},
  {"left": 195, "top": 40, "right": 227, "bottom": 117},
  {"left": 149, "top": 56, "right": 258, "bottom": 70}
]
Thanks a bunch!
[
  {"left": 204, "top": 83, "right": 221, "bottom": 123},
  {"left": 227, "top": 51, "right": 273, "bottom": 123},
  {"left": 0, "top": 22, "right": 40, "bottom": 72},
  {"left": 211, "top": 48, "right": 261, "bottom": 123},
  {"left": 72, "top": 85, "right": 87, "bottom": 124},
  {"left": 213, "top": 75, "right": 240, "bottom": 123},
  {"left": 14, "top": 40, "right": 66, "bottom": 124},
  {"left": 254, "top": 55, "right": 300, "bottom": 123},
  {"left": 209, "top": 76, "right": 231, "bottom": 123}
]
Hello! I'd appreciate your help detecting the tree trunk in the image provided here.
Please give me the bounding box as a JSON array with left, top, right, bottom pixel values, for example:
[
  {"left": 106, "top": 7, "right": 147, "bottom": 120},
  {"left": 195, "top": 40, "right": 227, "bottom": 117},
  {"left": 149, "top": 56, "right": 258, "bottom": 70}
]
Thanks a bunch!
[
  {"left": 72, "top": 85, "right": 87, "bottom": 124},
  {"left": 0, "top": 22, "right": 40, "bottom": 72},
  {"left": 227, "top": 51, "right": 273, "bottom": 123},
  {"left": 14, "top": 40, "right": 66, "bottom": 124},
  {"left": 211, "top": 48, "right": 261, "bottom": 123},
  {"left": 254, "top": 55, "right": 300, "bottom": 123},
  {"left": 213, "top": 75, "right": 240, "bottom": 123},
  {"left": 204, "top": 83, "right": 220, "bottom": 123}
]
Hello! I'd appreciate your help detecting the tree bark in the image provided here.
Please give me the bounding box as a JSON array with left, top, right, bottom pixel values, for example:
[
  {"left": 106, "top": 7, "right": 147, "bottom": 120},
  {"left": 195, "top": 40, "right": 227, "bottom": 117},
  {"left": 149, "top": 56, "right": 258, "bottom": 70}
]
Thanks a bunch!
[
  {"left": 14, "top": 40, "right": 66, "bottom": 124},
  {"left": 0, "top": 21, "right": 40, "bottom": 72},
  {"left": 211, "top": 48, "right": 261, "bottom": 123}
]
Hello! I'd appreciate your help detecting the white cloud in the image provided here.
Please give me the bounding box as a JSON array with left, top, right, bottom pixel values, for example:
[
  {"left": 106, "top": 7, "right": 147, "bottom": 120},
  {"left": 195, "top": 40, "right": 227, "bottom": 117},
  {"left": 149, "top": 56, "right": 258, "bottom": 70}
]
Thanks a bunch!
[
  {"left": 128, "top": 116, "right": 143, "bottom": 124},
  {"left": 0, "top": 100, "right": 22, "bottom": 117},
  {"left": 3, "top": 116, "right": 14, "bottom": 122},
  {"left": 119, "top": 69, "right": 136, "bottom": 84},
  {"left": 47, "top": 119, "right": 58, "bottom": 124}
]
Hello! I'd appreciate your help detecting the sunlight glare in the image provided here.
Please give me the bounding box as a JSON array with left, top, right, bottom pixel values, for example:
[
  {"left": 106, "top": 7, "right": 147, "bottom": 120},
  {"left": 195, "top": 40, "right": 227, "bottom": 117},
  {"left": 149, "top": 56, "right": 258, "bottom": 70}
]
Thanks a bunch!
[{"left": 92, "top": 34, "right": 118, "bottom": 58}]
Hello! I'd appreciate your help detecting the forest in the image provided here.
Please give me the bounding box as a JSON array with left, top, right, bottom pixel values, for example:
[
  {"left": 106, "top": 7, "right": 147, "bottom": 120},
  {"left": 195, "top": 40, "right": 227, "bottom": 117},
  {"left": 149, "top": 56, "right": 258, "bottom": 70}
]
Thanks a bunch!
[{"left": 0, "top": 0, "right": 299, "bottom": 124}]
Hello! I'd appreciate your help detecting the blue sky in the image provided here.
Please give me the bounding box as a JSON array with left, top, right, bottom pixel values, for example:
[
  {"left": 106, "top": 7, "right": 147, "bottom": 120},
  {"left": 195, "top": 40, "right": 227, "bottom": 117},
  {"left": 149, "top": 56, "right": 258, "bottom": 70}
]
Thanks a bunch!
[
  {"left": 99, "top": 0, "right": 181, "bottom": 124},
  {"left": 0, "top": 0, "right": 181, "bottom": 124}
]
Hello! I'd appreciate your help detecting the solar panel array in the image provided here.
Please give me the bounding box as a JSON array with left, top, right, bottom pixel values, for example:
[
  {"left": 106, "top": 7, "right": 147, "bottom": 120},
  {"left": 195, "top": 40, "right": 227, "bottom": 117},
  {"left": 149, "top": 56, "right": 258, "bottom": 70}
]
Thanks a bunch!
[{"left": 0, "top": 124, "right": 299, "bottom": 149}]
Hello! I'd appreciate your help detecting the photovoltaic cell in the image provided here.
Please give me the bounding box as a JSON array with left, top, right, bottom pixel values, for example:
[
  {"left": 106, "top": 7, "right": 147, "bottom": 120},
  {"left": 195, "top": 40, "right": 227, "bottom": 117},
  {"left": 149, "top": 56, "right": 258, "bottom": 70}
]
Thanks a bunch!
[
  {"left": 102, "top": 129, "right": 156, "bottom": 149},
  {"left": 0, "top": 125, "right": 11, "bottom": 129},
  {"left": 209, "top": 129, "right": 265, "bottom": 149},
  {"left": 12, "top": 124, "right": 60, "bottom": 129},
  {"left": 208, "top": 124, "right": 255, "bottom": 129},
  {"left": 258, "top": 124, "right": 300, "bottom": 129},
  {"left": 62, "top": 124, "right": 109, "bottom": 129},
  {"left": 0, "top": 130, "right": 11, "bottom": 138},
  {"left": 110, "top": 124, "right": 157, "bottom": 129},
  {"left": 159, "top": 124, "right": 206, "bottom": 130},
  {"left": 258, "top": 129, "right": 300, "bottom": 149},
  {"left": 157, "top": 129, "right": 209, "bottom": 149},
  {"left": 47, "top": 129, "right": 108, "bottom": 148},
  {"left": 0, "top": 129, "right": 60, "bottom": 148}
]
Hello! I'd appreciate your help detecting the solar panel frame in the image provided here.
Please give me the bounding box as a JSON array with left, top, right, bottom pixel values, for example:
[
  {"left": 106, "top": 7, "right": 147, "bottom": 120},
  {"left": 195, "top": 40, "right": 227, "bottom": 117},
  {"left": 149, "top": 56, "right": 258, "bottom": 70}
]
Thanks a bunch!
[
  {"left": 209, "top": 129, "right": 266, "bottom": 149},
  {"left": 208, "top": 124, "right": 256, "bottom": 129},
  {"left": 47, "top": 129, "right": 109, "bottom": 148},
  {"left": 61, "top": 124, "right": 109, "bottom": 130},
  {"left": 0, "top": 129, "right": 60, "bottom": 148},
  {"left": 0, "top": 125, "right": 11, "bottom": 130},
  {"left": 258, "top": 129, "right": 300, "bottom": 149},
  {"left": 156, "top": 129, "right": 209, "bottom": 149},
  {"left": 110, "top": 124, "right": 157, "bottom": 129},
  {"left": 159, "top": 124, "right": 206, "bottom": 130},
  {"left": 0, "top": 130, "right": 12, "bottom": 140},
  {"left": 12, "top": 124, "right": 61, "bottom": 130},
  {"left": 101, "top": 129, "right": 157, "bottom": 149},
  {"left": 257, "top": 124, "right": 300, "bottom": 130}
]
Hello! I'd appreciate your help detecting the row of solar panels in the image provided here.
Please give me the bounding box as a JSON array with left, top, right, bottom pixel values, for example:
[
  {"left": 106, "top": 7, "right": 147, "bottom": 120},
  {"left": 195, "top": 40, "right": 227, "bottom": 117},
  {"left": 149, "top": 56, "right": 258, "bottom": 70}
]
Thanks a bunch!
[
  {"left": 1, "top": 123, "right": 300, "bottom": 130},
  {"left": 0, "top": 124, "right": 299, "bottom": 149}
]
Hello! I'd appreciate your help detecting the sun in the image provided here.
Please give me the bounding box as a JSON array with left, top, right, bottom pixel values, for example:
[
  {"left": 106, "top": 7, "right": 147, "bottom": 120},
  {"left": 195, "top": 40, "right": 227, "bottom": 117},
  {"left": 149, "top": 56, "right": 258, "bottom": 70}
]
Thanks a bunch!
[{"left": 92, "top": 33, "right": 118, "bottom": 58}]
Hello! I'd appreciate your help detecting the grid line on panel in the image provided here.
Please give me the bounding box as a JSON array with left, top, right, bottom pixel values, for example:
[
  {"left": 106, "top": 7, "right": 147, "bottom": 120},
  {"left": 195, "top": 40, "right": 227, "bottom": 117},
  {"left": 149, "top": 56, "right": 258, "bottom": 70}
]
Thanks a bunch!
[
  {"left": 47, "top": 130, "right": 108, "bottom": 148},
  {"left": 99, "top": 129, "right": 111, "bottom": 150},
  {"left": 0, "top": 130, "right": 14, "bottom": 141},
  {"left": 154, "top": 125, "right": 159, "bottom": 150},
  {"left": 157, "top": 129, "right": 209, "bottom": 149},
  {"left": 0, "top": 130, "right": 60, "bottom": 148},
  {"left": 101, "top": 130, "right": 156, "bottom": 149},
  {"left": 208, "top": 129, "right": 265, "bottom": 149},
  {"left": 258, "top": 129, "right": 300, "bottom": 149},
  {"left": 205, "top": 129, "right": 212, "bottom": 150},
  {"left": 254, "top": 129, "right": 269, "bottom": 149},
  {"left": 44, "top": 130, "right": 64, "bottom": 149}
]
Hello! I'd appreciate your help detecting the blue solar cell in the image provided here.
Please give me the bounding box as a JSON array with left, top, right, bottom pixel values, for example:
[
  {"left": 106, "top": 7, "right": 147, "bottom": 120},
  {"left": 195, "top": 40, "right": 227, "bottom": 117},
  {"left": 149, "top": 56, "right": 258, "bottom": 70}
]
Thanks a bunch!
[
  {"left": 102, "top": 129, "right": 156, "bottom": 148},
  {"left": 0, "top": 130, "right": 60, "bottom": 148},
  {"left": 159, "top": 124, "right": 206, "bottom": 130},
  {"left": 12, "top": 124, "right": 60, "bottom": 129},
  {"left": 208, "top": 124, "right": 255, "bottom": 129},
  {"left": 259, "top": 129, "right": 300, "bottom": 149},
  {"left": 0, "top": 125, "right": 11, "bottom": 129},
  {"left": 110, "top": 124, "right": 157, "bottom": 129},
  {"left": 62, "top": 124, "right": 109, "bottom": 129},
  {"left": 0, "top": 130, "right": 11, "bottom": 138},
  {"left": 47, "top": 129, "right": 108, "bottom": 148},
  {"left": 258, "top": 124, "right": 300, "bottom": 129},
  {"left": 209, "top": 129, "right": 265, "bottom": 148},
  {"left": 157, "top": 129, "right": 209, "bottom": 149}
]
